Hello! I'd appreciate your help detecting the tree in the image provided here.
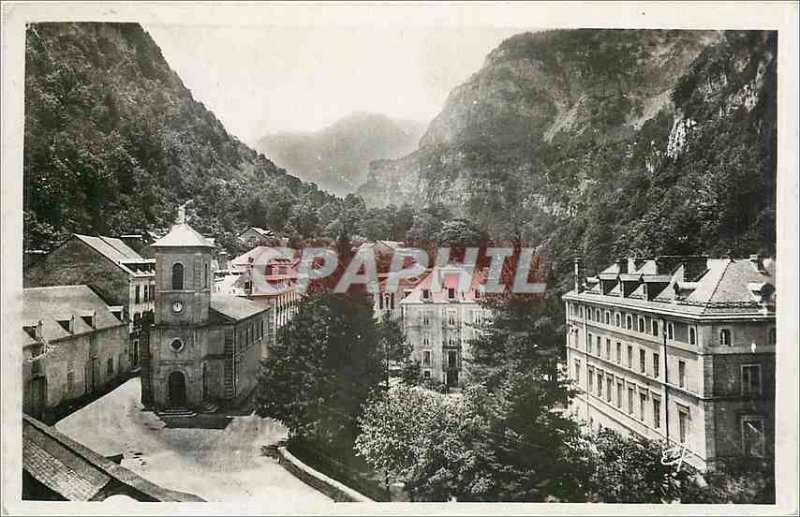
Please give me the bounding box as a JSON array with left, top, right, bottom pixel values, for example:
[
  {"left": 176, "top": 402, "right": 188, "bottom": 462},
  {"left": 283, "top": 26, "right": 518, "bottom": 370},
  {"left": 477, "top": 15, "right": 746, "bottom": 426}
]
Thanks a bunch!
[
  {"left": 586, "top": 428, "right": 700, "bottom": 503},
  {"left": 255, "top": 292, "right": 383, "bottom": 447}
]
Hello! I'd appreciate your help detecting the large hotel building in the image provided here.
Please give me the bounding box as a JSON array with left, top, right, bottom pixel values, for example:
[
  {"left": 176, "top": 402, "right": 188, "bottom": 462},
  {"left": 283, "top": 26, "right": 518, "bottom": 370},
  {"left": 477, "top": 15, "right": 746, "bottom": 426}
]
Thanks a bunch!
[{"left": 563, "top": 255, "right": 775, "bottom": 470}]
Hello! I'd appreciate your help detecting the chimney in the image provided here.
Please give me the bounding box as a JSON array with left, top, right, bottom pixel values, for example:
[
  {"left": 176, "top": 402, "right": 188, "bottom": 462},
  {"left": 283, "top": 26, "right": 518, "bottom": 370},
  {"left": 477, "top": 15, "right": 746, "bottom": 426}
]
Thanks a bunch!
[
  {"left": 574, "top": 257, "right": 584, "bottom": 293},
  {"left": 749, "top": 253, "right": 765, "bottom": 273}
]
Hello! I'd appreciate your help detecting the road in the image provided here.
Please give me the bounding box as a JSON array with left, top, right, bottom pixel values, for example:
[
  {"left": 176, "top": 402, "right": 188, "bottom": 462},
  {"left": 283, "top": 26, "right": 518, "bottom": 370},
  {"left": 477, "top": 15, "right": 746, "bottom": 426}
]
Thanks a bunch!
[{"left": 55, "top": 377, "right": 332, "bottom": 507}]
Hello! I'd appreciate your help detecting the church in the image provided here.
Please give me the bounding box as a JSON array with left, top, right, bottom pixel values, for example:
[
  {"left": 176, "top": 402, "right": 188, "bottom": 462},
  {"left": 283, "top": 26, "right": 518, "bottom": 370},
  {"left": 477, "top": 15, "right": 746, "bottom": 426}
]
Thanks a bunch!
[{"left": 141, "top": 221, "right": 270, "bottom": 410}]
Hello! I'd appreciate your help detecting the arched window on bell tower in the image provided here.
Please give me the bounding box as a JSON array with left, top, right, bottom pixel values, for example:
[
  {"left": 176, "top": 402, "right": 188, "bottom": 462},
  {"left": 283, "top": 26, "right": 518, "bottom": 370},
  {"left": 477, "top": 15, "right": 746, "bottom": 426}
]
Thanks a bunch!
[{"left": 172, "top": 262, "right": 184, "bottom": 290}]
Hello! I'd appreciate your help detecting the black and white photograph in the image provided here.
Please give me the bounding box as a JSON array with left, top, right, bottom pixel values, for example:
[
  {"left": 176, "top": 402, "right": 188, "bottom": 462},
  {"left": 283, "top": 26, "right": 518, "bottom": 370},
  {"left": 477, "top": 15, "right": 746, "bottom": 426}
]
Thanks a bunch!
[{"left": 1, "top": 1, "right": 797, "bottom": 514}]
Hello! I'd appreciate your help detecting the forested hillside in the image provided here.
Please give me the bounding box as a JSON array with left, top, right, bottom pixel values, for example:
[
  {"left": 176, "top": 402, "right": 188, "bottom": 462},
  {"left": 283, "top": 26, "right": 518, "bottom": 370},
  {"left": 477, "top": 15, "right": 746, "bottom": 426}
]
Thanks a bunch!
[
  {"left": 23, "top": 23, "right": 341, "bottom": 251},
  {"left": 358, "top": 30, "right": 777, "bottom": 285}
]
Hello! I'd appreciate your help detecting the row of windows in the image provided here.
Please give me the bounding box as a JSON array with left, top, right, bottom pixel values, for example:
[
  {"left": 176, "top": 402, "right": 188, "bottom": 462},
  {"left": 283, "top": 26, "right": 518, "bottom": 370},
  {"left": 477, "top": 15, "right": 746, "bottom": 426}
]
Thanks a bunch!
[
  {"left": 421, "top": 349, "right": 460, "bottom": 369},
  {"left": 134, "top": 284, "right": 155, "bottom": 304},
  {"left": 576, "top": 360, "right": 691, "bottom": 442},
  {"left": 570, "top": 303, "right": 776, "bottom": 348},
  {"left": 582, "top": 332, "right": 687, "bottom": 387}
]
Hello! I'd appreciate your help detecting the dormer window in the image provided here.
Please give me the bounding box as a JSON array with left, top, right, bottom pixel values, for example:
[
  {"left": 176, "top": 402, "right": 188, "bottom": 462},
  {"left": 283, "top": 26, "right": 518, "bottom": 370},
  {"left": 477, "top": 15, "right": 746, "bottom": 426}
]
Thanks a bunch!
[
  {"left": 81, "top": 315, "right": 94, "bottom": 328},
  {"left": 23, "top": 325, "right": 37, "bottom": 339},
  {"left": 57, "top": 318, "right": 73, "bottom": 333}
]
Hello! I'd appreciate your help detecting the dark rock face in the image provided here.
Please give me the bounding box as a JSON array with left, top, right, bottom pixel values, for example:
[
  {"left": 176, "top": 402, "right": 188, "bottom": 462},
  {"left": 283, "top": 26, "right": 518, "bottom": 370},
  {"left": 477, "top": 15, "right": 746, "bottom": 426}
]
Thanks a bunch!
[{"left": 358, "top": 29, "right": 776, "bottom": 276}]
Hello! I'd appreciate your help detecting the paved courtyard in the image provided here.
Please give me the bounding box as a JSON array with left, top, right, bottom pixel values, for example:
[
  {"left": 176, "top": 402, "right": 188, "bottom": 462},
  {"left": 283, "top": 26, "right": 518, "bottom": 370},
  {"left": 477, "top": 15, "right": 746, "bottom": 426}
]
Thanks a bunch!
[{"left": 55, "top": 377, "right": 332, "bottom": 506}]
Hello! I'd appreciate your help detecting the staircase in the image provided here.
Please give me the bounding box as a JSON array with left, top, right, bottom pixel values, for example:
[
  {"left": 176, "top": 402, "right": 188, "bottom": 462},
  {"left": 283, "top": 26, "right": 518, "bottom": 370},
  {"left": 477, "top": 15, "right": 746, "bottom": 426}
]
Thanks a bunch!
[
  {"left": 223, "top": 333, "right": 235, "bottom": 400},
  {"left": 157, "top": 408, "right": 197, "bottom": 418},
  {"left": 200, "top": 401, "right": 219, "bottom": 414}
]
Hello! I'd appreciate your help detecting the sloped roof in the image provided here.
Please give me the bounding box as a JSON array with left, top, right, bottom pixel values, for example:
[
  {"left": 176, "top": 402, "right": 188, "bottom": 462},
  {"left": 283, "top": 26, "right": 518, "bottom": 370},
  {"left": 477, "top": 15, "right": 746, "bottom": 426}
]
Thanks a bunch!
[
  {"left": 210, "top": 293, "right": 268, "bottom": 321},
  {"left": 22, "top": 285, "right": 124, "bottom": 345},
  {"left": 151, "top": 223, "right": 214, "bottom": 248},
  {"left": 401, "top": 266, "right": 484, "bottom": 304},
  {"left": 73, "top": 234, "right": 153, "bottom": 277},
  {"left": 23, "top": 415, "right": 204, "bottom": 502}
]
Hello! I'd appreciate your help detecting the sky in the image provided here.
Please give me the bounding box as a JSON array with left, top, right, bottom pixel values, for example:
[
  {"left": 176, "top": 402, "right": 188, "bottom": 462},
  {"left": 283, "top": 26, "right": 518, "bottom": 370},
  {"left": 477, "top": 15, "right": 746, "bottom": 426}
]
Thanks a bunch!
[{"left": 143, "top": 24, "right": 523, "bottom": 146}]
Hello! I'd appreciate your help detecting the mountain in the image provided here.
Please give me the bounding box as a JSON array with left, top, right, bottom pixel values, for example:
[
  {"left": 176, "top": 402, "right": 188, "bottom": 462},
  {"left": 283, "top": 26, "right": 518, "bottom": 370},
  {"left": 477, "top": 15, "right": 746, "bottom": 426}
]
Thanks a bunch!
[
  {"left": 357, "top": 29, "right": 777, "bottom": 282},
  {"left": 23, "top": 23, "right": 342, "bottom": 252},
  {"left": 254, "top": 113, "right": 426, "bottom": 196}
]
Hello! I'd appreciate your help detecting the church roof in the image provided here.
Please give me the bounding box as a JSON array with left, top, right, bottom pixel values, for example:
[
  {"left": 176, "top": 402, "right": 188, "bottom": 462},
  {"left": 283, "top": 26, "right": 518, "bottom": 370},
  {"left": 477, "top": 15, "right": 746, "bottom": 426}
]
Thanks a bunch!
[
  {"left": 210, "top": 294, "right": 268, "bottom": 321},
  {"left": 151, "top": 223, "right": 215, "bottom": 249}
]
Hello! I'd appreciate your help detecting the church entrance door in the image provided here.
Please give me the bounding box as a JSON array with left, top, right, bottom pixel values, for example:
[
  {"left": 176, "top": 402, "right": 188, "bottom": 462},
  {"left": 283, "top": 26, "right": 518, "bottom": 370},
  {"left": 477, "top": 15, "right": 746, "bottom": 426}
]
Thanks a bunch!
[{"left": 167, "top": 371, "right": 187, "bottom": 407}]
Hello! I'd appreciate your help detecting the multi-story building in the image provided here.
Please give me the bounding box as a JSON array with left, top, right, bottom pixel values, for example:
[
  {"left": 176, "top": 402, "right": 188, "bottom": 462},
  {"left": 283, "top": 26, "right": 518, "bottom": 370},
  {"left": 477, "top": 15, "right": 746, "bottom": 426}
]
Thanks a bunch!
[
  {"left": 401, "top": 265, "right": 491, "bottom": 387},
  {"left": 21, "top": 285, "right": 130, "bottom": 420},
  {"left": 220, "top": 246, "right": 302, "bottom": 347},
  {"left": 142, "top": 222, "right": 270, "bottom": 410},
  {"left": 25, "top": 234, "right": 156, "bottom": 369},
  {"left": 563, "top": 255, "right": 776, "bottom": 470}
]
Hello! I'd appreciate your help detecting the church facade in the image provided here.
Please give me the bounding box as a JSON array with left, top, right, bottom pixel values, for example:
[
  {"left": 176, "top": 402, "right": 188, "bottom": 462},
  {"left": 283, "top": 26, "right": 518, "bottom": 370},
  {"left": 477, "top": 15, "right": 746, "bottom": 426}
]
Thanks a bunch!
[{"left": 141, "top": 222, "right": 270, "bottom": 409}]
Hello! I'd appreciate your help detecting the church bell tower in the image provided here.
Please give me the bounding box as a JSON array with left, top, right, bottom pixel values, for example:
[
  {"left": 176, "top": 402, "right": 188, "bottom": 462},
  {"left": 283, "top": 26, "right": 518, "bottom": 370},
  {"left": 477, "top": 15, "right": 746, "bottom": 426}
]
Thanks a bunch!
[{"left": 143, "top": 210, "right": 215, "bottom": 409}]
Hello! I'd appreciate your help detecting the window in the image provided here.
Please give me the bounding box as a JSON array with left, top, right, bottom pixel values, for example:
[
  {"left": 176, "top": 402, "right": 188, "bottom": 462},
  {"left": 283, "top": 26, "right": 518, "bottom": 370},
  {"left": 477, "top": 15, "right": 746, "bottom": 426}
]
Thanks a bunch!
[
  {"left": 422, "top": 289, "right": 430, "bottom": 300},
  {"left": 595, "top": 309, "right": 601, "bottom": 321},
  {"left": 135, "top": 285, "right": 141, "bottom": 304},
  {"left": 605, "top": 339, "right": 611, "bottom": 359},
  {"left": 172, "top": 262, "right": 184, "bottom": 290},
  {"left": 616, "top": 342, "right": 622, "bottom": 364},
  {"left": 615, "top": 313, "right": 621, "bottom": 327},
  {"left": 626, "top": 315, "right": 633, "bottom": 330},
  {"left": 579, "top": 306, "right": 584, "bottom": 318},
  {"left": 588, "top": 333, "right": 593, "bottom": 352},
  {"left": 678, "top": 409, "right": 689, "bottom": 443},
  {"left": 204, "top": 263, "right": 209, "bottom": 288},
  {"left": 639, "top": 392, "right": 647, "bottom": 421},
  {"left": 596, "top": 371, "right": 603, "bottom": 397},
  {"left": 448, "top": 288, "right": 456, "bottom": 300},
  {"left": 741, "top": 364, "right": 762, "bottom": 396},
  {"left": 638, "top": 318, "right": 645, "bottom": 333},
  {"left": 640, "top": 349, "right": 646, "bottom": 374},
  {"left": 652, "top": 320, "right": 659, "bottom": 336},
  {"left": 423, "top": 351, "right": 432, "bottom": 367},
  {"left": 720, "top": 328, "right": 732, "bottom": 346},
  {"left": 588, "top": 369, "right": 594, "bottom": 393},
  {"left": 627, "top": 387, "right": 634, "bottom": 414},
  {"left": 596, "top": 335, "right": 601, "bottom": 355},
  {"left": 653, "top": 398, "right": 661, "bottom": 428},
  {"left": 587, "top": 309, "right": 592, "bottom": 322},
  {"left": 169, "top": 339, "right": 184, "bottom": 353},
  {"left": 678, "top": 360, "right": 686, "bottom": 388},
  {"left": 667, "top": 323, "right": 674, "bottom": 340},
  {"left": 616, "top": 382, "right": 623, "bottom": 408},
  {"left": 627, "top": 345, "right": 633, "bottom": 368},
  {"left": 423, "top": 370, "right": 431, "bottom": 379},
  {"left": 606, "top": 377, "right": 613, "bottom": 403},
  {"left": 689, "top": 327, "right": 697, "bottom": 345},
  {"left": 768, "top": 328, "right": 776, "bottom": 345},
  {"left": 66, "top": 370, "right": 75, "bottom": 395},
  {"left": 106, "top": 357, "right": 114, "bottom": 376},
  {"left": 741, "top": 416, "right": 765, "bottom": 457},
  {"left": 653, "top": 353, "right": 660, "bottom": 378},
  {"left": 605, "top": 311, "right": 610, "bottom": 325},
  {"left": 448, "top": 351, "right": 457, "bottom": 368}
]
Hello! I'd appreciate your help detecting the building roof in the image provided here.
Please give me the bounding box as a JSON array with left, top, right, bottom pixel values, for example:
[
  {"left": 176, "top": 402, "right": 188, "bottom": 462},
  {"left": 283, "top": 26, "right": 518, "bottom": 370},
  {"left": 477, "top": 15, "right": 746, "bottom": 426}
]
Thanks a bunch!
[
  {"left": 239, "top": 227, "right": 275, "bottom": 239},
  {"left": 21, "top": 285, "right": 125, "bottom": 345},
  {"left": 567, "top": 256, "right": 776, "bottom": 318},
  {"left": 23, "top": 415, "right": 204, "bottom": 502},
  {"left": 210, "top": 293, "right": 268, "bottom": 321},
  {"left": 73, "top": 234, "right": 154, "bottom": 277},
  {"left": 151, "top": 223, "right": 215, "bottom": 249},
  {"left": 400, "top": 266, "right": 485, "bottom": 305}
]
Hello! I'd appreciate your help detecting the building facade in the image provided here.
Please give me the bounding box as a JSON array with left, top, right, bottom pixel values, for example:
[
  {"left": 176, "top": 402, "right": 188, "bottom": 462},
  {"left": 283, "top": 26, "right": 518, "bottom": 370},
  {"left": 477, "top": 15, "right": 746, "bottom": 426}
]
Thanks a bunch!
[
  {"left": 401, "top": 266, "right": 491, "bottom": 387},
  {"left": 563, "top": 255, "right": 776, "bottom": 470},
  {"left": 25, "top": 234, "right": 156, "bottom": 369},
  {"left": 142, "top": 223, "right": 270, "bottom": 410},
  {"left": 21, "top": 285, "right": 130, "bottom": 420}
]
